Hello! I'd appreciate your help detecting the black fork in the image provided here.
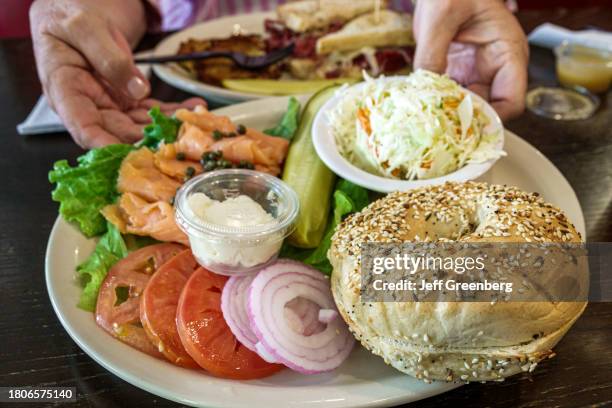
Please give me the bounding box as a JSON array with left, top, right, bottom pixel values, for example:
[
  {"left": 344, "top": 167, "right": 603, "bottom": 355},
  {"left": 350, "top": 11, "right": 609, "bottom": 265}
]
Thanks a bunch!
[{"left": 134, "top": 44, "right": 294, "bottom": 70}]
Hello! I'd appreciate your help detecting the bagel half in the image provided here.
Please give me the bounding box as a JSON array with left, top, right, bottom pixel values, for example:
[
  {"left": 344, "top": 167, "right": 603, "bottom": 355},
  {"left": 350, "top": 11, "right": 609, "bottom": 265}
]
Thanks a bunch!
[{"left": 329, "top": 181, "right": 586, "bottom": 382}]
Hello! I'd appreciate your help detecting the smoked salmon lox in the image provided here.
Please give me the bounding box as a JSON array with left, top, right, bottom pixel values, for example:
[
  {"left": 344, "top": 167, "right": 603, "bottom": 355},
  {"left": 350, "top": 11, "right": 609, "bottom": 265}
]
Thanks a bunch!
[{"left": 102, "top": 105, "right": 289, "bottom": 245}]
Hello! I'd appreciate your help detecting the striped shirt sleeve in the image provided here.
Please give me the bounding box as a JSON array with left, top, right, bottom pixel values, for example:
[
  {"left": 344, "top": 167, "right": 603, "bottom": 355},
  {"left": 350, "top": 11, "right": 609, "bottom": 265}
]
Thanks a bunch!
[{"left": 146, "top": 0, "right": 415, "bottom": 32}]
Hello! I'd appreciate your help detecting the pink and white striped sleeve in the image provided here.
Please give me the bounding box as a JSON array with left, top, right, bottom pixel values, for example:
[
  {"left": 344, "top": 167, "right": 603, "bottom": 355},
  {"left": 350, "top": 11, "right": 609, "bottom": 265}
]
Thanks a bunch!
[
  {"left": 145, "top": 0, "right": 285, "bottom": 31},
  {"left": 145, "top": 0, "right": 416, "bottom": 32}
]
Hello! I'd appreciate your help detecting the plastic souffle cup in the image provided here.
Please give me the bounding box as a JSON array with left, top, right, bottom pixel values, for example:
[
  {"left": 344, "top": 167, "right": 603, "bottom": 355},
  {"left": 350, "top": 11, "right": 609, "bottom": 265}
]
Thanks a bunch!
[{"left": 174, "top": 169, "right": 299, "bottom": 276}]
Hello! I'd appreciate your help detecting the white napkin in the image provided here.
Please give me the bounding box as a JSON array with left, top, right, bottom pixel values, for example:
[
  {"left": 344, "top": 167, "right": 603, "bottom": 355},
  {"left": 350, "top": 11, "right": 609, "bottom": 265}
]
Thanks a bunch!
[
  {"left": 17, "top": 96, "right": 64, "bottom": 135},
  {"left": 17, "top": 50, "right": 154, "bottom": 136},
  {"left": 528, "top": 23, "right": 612, "bottom": 52}
]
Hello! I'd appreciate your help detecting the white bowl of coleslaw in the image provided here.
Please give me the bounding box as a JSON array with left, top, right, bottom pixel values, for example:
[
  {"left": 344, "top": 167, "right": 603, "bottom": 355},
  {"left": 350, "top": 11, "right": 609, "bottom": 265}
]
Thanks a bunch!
[{"left": 312, "top": 71, "right": 505, "bottom": 193}]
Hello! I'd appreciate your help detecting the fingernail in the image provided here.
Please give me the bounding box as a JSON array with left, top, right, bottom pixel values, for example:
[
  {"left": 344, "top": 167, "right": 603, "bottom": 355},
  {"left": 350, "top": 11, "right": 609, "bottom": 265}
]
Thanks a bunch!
[{"left": 127, "top": 76, "right": 149, "bottom": 100}]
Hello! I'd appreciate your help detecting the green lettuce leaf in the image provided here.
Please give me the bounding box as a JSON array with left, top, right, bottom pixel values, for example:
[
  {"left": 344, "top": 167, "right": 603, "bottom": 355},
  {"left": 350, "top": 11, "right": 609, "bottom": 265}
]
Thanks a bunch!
[
  {"left": 335, "top": 179, "right": 369, "bottom": 212},
  {"left": 49, "top": 144, "right": 133, "bottom": 237},
  {"left": 123, "top": 234, "right": 161, "bottom": 252},
  {"left": 141, "top": 106, "right": 181, "bottom": 148},
  {"left": 76, "top": 223, "right": 128, "bottom": 311},
  {"left": 281, "top": 180, "right": 370, "bottom": 275},
  {"left": 264, "top": 97, "right": 301, "bottom": 140}
]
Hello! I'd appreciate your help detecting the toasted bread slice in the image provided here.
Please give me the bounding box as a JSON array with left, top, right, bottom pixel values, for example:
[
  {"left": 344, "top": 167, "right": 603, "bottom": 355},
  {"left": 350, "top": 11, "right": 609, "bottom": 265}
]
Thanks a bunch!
[
  {"left": 277, "top": 0, "right": 387, "bottom": 33},
  {"left": 316, "top": 10, "right": 414, "bottom": 55}
]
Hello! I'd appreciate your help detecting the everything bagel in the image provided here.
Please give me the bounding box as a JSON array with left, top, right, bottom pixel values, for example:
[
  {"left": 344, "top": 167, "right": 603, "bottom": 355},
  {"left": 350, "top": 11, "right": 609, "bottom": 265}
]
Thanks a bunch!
[{"left": 329, "top": 181, "right": 586, "bottom": 382}]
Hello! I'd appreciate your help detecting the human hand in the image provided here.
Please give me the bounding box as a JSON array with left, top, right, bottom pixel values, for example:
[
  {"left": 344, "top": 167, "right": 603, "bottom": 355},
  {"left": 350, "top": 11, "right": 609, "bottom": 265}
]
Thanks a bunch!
[
  {"left": 30, "top": 0, "right": 206, "bottom": 148},
  {"left": 413, "top": 0, "right": 528, "bottom": 120}
]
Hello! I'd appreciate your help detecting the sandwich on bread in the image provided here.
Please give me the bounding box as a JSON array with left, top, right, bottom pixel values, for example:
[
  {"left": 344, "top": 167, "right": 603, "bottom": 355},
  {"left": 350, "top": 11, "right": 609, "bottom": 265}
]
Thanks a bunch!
[{"left": 266, "top": 0, "right": 415, "bottom": 79}]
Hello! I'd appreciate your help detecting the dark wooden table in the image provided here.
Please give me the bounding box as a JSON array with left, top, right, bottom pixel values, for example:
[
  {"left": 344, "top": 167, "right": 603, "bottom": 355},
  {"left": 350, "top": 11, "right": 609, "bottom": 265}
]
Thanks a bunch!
[{"left": 1, "top": 9, "right": 611, "bottom": 408}]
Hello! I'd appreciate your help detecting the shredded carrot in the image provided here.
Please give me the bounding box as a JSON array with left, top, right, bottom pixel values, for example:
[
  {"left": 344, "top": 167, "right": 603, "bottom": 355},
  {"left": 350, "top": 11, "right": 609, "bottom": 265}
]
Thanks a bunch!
[
  {"left": 420, "top": 160, "right": 433, "bottom": 169},
  {"left": 357, "top": 108, "right": 372, "bottom": 135},
  {"left": 443, "top": 97, "right": 461, "bottom": 110}
]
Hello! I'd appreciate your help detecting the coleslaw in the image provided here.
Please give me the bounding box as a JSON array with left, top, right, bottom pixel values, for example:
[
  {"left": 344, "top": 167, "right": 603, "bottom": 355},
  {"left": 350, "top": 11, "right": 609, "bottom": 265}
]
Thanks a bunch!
[{"left": 328, "top": 70, "right": 505, "bottom": 180}]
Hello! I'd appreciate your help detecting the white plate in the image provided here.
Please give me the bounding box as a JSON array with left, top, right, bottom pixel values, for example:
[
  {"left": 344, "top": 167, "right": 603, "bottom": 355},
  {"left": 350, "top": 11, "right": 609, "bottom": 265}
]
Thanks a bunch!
[
  {"left": 313, "top": 80, "right": 505, "bottom": 193},
  {"left": 45, "top": 97, "right": 585, "bottom": 408},
  {"left": 153, "top": 12, "right": 278, "bottom": 105}
]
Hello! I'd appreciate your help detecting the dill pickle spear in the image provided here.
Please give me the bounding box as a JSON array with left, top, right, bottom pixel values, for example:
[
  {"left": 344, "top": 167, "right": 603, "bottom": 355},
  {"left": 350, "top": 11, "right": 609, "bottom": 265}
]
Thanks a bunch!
[
  {"left": 282, "top": 86, "right": 340, "bottom": 248},
  {"left": 222, "top": 79, "right": 357, "bottom": 96}
]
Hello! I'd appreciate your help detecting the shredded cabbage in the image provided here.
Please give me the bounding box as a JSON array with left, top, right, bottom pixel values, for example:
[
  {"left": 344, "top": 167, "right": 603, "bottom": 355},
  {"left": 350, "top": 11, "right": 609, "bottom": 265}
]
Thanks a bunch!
[{"left": 328, "top": 70, "right": 505, "bottom": 180}]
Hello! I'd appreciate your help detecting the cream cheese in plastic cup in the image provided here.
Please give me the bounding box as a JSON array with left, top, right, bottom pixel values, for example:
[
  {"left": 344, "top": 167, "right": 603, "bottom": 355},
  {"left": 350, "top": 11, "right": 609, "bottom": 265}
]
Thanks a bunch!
[{"left": 174, "top": 169, "right": 299, "bottom": 276}]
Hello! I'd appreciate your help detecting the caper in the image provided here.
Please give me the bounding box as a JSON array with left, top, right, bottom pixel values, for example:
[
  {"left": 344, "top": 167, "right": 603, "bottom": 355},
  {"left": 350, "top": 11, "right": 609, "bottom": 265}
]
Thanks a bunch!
[
  {"left": 238, "top": 160, "right": 254, "bottom": 169},
  {"left": 227, "top": 132, "right": 237, "bottom": 138},
  {"left": 237, "top": 124, "right": 247, "bottom": 135},
  {"left": 184, "top": 166, "right": 196, "bottom": 180},
  {"left": 176, "top": 152, "right": 186, "bottom": 161},
  {"left": 217, "top": 159, "right": 232, "bottom": 169},
  {"left": 203, "top": 161, "right": 217, "bottom": 172},
  {"left": 212, "top": 130, "right": 224, "bottom": 140},
  {"left": 201, "top": 151, "right": 214, "bottom": 161}
]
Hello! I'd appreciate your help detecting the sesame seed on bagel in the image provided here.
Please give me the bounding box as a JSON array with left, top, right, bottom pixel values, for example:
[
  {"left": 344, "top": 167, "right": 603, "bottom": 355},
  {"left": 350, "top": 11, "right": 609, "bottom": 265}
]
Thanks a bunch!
[{"left": 329, "top": 181, "right": 586, "bottom": 383}]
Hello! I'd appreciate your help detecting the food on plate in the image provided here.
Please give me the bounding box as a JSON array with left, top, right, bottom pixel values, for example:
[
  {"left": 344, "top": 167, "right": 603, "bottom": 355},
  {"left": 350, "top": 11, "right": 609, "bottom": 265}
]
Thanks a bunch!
[
  {"left": 263, "top": 96, "right": 301, "bottom": 140},
  {"left": 49, "top": 144, "right": 133, "bottom": 237},
  {"left": 186, "top": 193, "right": 281, "bottom": 268},
  {"left": 315, "top": 10, "right": 412, "bottom": 55},
  {"left": 282, "top": 86, "right": 337, "bottom": 248},
  {"left": 177, "top": 267, "right": 285, "bottom": 379},
  {"left": 140, "top": 249, "right": 200, "bottom": 368},
  {"left": 177, "top": 35, "right": 282, "bottom": 86},
  {"left": 276, "top": 0, "right": 384, "bottom": 32},
  {"left": 176, "top": 0, "right": 414, "bottom": 89},
  {"left": 221, "top": 274, "right": 259, "bottom": 352},
  {"left": 49, "top": 95, "right": 369, "bottom": 381},
  {"left": 269, "top": 0, "right": 414, "bottom": 80},
  {"left": 95, "top": 243, "right": 185, "bottom": 357},
  {"left": 328, "top": 70, "right": 505, "bottom": 180},
  {"left": 76, "top": 223, "right": 128, "bottom": 311},
  {"left": 49, "top": 100, "right": 299, "bottom": 312},
  {"left": 117, "top": 148, "right": 182, "bottom": 203},
  {"left": 98, "top": 105, "right": 293, "bottom": 248},
  {"left": 48, "top": 79, "right": 588, "bottom": 389},
  {"left": 102, "top": 192, "right": 189, "bottom": 246},
  {"left": 154, "top": 143, "right": 204, "bottom": 180},
  {"left": 175, "top": 106, "right": 290, "bottom": 175},
  {"left": 188, "top": 194, "right": 276, "bottom": 227},
  {"left": 329, "top": 181, "right": 586, "bottom": 382},
  {"left": 285, "top": 179, "right": 370, "bottom": 274},
  {"left": 174, "top": 170, "right": 299, "bottom": 276},
  {"left": 141, "top": 106, "right": 182, "bottom": 148},
  {"left": 247, "top": 260, "right": 354, "bottom": 373},
  {"left": 222, "top": 78, "right": 358, "bottom": 96}
]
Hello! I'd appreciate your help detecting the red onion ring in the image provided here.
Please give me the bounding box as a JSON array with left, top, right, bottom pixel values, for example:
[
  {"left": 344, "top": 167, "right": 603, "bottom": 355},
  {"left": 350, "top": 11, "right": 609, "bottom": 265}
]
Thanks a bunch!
[
  {"left": 247, "top": 260, "right": 354, "bottom": 374},
  {"left": 220, "top": 274, "right": 259, "bottom": 353}
]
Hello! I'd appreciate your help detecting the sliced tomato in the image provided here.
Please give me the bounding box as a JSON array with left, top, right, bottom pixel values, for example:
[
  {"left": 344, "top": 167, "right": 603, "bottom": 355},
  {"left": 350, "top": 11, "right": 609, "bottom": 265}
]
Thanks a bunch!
[
  {"left": 176, "top": 268, "right": 284, "bottom": 379},
  {"left": 95, "top": 243, "right": 185, "bottom": 357},
  {"left": 140, "top": 249, "right": 199, "bottom": 368}
]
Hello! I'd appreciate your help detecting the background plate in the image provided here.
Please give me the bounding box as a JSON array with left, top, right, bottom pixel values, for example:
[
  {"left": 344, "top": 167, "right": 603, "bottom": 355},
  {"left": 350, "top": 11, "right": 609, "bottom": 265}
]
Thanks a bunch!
[
  {"left": 46, "top": 96, "right": 584, "bottom": 408},
  {"left": 153, "top": 12, "right": 277, "bottom": 105}
]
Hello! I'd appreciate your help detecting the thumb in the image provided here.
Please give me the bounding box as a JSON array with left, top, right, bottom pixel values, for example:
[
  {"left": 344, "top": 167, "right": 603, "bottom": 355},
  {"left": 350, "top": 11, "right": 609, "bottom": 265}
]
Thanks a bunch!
[
  {"left": 412, "top": 2, "right": 462, "bottom": 73},
  {"left": 60, "top": 16, "right": 149, "bottom": 100}
]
